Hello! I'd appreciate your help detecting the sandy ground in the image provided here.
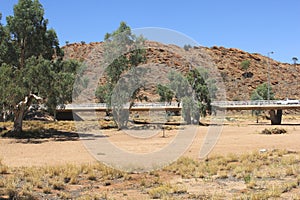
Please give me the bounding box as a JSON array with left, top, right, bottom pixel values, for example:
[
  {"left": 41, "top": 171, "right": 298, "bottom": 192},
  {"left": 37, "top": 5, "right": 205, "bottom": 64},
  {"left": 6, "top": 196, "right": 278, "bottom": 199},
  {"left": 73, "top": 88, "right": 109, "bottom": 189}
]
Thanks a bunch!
[
  {"left": 0, "top": 124, "right": 299, "bottom": 168},
  {"left": 1, "top": 116, "right": 300, "bottom": 167}
]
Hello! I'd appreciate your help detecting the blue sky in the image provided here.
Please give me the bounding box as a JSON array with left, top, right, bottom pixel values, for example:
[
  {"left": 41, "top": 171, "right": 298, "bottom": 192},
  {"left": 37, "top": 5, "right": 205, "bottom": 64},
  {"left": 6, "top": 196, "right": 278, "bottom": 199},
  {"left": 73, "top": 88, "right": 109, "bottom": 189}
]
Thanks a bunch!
[{"left": 1, "top": 0, "right": 299, "bottom": 63}]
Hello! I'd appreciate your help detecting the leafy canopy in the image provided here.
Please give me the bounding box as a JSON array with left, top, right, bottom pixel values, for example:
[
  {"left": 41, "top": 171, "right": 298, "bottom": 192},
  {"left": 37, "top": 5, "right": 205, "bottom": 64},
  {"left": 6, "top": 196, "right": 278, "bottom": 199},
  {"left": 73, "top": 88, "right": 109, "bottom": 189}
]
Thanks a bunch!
[
  {"left": 0, "top": 0, "right": 81, "bottom": 132},
  {"left": 95, "top": 22, "right": 146, "bottom": 129},
  {"left": 157, "top": 68, "right": 214, "bottom": 124},
  {"left": 240, "top": 60, "right": 250, "bottom": 71},
  {"left": 6, "top": 0, "right": 62, "bottom": 68},
  {"left": 251, "top": 83, "right": 274, "bottom": 100}
]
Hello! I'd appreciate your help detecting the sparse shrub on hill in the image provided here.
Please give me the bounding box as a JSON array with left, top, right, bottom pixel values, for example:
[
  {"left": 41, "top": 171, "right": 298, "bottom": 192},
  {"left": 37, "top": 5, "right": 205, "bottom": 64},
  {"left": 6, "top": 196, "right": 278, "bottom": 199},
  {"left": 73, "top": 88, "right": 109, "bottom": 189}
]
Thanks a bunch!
[
  {"left": 240, "top": 60, "right": 250, "bottom": 71},
  {"left": 292, "top": 57, "right": 298, "bottom": 65},
  {"left": 183, "top": 44, "right": 192, "bottom": 51}
]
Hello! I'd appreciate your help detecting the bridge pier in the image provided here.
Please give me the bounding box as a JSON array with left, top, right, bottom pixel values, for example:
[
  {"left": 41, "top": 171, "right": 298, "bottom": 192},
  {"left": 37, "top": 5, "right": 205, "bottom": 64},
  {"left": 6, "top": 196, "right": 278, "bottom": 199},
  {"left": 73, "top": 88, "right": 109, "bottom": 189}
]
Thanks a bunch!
[{"left": 269, "top": 109, "right": 282, "bottom": 125}]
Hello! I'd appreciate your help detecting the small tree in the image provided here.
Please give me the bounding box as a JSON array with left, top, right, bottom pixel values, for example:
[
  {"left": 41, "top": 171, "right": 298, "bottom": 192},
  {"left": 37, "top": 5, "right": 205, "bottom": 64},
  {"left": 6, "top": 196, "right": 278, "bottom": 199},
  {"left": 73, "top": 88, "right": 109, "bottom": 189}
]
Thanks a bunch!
[
  {"left": 186, "top": 68, "right": 215, "bottom": 116},
  {"left": 240, "top": 60, "right": 250, "bottom": 71},
  {"left": 183, "top": 44, "right": 192, "bottom": 51},
  {"left": 157, "top": 69, "right": 213, "bottom": 125},
  {"left": 250, "top": 83, "right": 274, "bottom": 123},
  {"left": 292, "top": 57, "right": 298, "bottom": 65},
  {"left": 251, "top": 82, "right": 274, "bottom": 101}
]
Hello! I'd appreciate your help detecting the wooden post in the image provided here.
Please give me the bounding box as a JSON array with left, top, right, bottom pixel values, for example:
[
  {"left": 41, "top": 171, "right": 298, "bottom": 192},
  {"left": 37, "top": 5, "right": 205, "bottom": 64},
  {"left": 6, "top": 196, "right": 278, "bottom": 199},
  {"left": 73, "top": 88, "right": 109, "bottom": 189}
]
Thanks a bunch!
[{"left": 162, "top": 126, "right": 166, "bottom": 138}]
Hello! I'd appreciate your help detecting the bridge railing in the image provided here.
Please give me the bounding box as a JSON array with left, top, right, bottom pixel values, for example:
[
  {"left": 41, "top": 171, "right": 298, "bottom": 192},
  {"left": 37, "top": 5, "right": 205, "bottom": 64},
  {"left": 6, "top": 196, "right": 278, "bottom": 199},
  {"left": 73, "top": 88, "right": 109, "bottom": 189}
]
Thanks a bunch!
[
  {"left": 211, "top": 100, "right": 280, "bottom": 107},
  {"left": 60, "top": 102, "right": 180, "bottom": 109},
  {"left": 63, "top": 103, "right": 107, "bottom": 109},
  {"left": 132, "top": 102, "right": 179, "bottom": 107},
  {"left": 60, "top": 100, "right": 287, "bottom": 110}
]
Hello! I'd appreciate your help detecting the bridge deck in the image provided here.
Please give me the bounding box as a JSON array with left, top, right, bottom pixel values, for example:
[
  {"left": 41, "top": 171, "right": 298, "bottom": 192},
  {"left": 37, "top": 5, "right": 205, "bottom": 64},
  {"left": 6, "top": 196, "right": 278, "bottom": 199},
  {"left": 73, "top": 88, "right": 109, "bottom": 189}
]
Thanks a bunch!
[
  {"left": 57, "top": 107, "right": 181, "bottom": 112},
  {"left": 56, "top": 100, "right": 300, "bottom": 113},
  {"left": 212, "top": 100, "right": 300, "bottom": 110},
  {"left": 214, "top": 104, "right": 300, "bottom": 110}
]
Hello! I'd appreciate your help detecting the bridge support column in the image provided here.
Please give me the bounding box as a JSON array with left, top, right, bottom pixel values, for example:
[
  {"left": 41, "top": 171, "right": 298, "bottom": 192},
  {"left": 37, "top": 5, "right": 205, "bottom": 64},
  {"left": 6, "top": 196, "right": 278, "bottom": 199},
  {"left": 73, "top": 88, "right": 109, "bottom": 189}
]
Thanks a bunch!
[{"left": 269, "top": 109, "right": 282, "bottom": 125}]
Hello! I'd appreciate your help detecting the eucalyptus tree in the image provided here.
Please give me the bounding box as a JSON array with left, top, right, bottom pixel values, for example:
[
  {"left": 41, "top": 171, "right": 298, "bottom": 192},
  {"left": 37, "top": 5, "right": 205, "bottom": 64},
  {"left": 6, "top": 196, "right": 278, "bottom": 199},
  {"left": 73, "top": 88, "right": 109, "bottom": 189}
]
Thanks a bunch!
[
  {"left": 0, "top": 0, "right": 80, "bottom": 133},
  {"left": 95, "top": 22, "right": 146, "bottom": 129},
  {"left": 157, "top": 68, "right": 213, "bottom": 124}
]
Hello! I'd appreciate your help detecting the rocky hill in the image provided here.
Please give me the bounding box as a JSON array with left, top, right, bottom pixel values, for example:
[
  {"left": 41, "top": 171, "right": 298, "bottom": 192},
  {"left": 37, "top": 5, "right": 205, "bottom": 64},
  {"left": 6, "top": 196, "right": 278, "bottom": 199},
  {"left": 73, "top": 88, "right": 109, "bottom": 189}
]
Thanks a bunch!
[{"left": 63, "top": 41, "right": 300, "bottom": 101}]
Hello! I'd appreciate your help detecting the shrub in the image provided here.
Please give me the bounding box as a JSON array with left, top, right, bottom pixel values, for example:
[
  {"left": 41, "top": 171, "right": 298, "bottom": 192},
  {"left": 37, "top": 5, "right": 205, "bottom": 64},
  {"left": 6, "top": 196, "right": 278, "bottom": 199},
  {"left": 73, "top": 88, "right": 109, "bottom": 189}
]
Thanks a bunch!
[
  {"left": 240, "top": 60, "right": 250, "bottom": 70},
  {"left": 183, "top": 44, "right": 192, "bottom": 51},
  {"left": 260, "top": 128, "right": 287, "bottom": 135}
]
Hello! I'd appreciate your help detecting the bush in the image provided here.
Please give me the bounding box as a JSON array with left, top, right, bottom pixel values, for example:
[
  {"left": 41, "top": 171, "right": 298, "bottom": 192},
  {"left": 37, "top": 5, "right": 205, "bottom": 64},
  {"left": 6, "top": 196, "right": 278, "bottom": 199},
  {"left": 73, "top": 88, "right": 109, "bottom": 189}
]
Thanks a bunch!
[
  {"left": 260, "top": 128, "right": 287, "bottom": 135},
  {"left": 240, "top": 60, "right": 250, "bottom": 71},
  {"left": 183, "top": 44, "right": 192, "bottom": 51}
]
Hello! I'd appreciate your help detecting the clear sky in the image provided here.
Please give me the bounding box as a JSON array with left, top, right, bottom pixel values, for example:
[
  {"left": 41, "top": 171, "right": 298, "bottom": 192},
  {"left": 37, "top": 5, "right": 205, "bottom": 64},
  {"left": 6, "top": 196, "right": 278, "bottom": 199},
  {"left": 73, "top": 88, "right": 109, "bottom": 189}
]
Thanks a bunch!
[{"left": 1, "top": 0, "right": 299, "bottom": 63}]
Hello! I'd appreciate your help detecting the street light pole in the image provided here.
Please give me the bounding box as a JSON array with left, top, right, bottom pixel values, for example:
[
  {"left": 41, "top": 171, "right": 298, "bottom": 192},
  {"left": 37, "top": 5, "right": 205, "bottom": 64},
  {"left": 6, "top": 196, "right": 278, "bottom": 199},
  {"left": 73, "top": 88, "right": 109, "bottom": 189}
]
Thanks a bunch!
[{"left": 267, "top": 51, "right": 274, "bottom": 103}]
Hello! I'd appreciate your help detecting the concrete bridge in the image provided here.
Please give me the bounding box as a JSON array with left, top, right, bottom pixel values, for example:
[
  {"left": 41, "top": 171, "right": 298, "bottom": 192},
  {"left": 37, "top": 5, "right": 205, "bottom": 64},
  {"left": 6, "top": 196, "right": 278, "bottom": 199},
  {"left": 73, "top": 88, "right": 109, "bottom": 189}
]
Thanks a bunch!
[
  {"left": 56, "top": 102, "right": 181, "bottom": 120},
  {"left": 58, "top": 102, "right": 181, "bottom": 111},
  {"left": 56, "top": 100, "right": 300, "bottom": 125},
  {"left": 212, "top": 100, "right": 300, "bottom": 125}
]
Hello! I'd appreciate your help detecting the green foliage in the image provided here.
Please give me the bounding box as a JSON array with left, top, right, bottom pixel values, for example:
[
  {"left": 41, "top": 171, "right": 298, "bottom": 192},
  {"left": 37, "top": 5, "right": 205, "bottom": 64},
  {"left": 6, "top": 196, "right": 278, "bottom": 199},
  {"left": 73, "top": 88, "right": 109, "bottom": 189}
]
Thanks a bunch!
[
  {"left": 96, "top": 22, "right": 146, "bottom": 129},
  {"left": 0, "top": 57, "right": 81, "bottom": 114},
  {"left": 181, "top": 97, "right": 200, "bottom": 124},
  {"left": 0, "top": 0, "right": 81, "bottom": 132},
  {"left": 103, "top": 21, "right": 145, "bottom": 85},
  {"left": 251, "top": 82, "right": 274, "bottom": 100},
  {"left": 157, "top": 84, "right": 174, "bottom": 103},
  {"left": 6, "top": 0, "right": 62, "bottom": 68},
  {"left": 183, "top": 44, "right": 192, "bottom": 51},
  {"left": 47, "top": 59, "right": 82, "bottom": 114},
  {"left": 251, "top": 83, "right": 274, "bottom": 122},
  {"left": 95, "top": 84, "right": 110, "bottom": 104},
  {"left": 111, "top": 68, "right": 148, "bottom": 129},
  {"left": 186, "top": 68, "right": 216, "bottom": 111},
  {"left": 0, "top": 14, "right": 17, "bottom": 67},
  {"left": 157, "top": 68, "right": 213, "bottom": 124},
  {"left": 240, "top": 60, "right": 250, "bottom": 71},
  {"left": 185, "top": 68, "right": 214, "bottom": 122},
  {"left": 167, "top": 71, "right": 190, "bottom": 102},
  {"left": 292, "top": 57, "right": 298, "bottom": 65}
]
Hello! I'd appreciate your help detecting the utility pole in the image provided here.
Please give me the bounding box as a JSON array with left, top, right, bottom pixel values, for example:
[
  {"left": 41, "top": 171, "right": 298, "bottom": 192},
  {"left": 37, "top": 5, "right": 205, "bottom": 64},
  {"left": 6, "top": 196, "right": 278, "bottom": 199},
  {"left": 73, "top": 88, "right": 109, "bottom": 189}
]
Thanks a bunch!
[
  {"left": 292, "top": 57, "right": 298, "bottom": 98},
  {"left": 267, "top": 51, "right": 274, "bottom": 103}
]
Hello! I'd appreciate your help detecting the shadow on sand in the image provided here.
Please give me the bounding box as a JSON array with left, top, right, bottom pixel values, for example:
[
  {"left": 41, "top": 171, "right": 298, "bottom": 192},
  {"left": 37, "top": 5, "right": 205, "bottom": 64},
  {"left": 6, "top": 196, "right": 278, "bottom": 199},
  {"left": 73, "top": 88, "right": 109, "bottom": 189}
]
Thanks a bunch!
[
  {"left": 1, "top": 129, "right": 79, "bottom": 144},
  {"left": 1, "top": 128, "right": 110, "bottom": 144}
]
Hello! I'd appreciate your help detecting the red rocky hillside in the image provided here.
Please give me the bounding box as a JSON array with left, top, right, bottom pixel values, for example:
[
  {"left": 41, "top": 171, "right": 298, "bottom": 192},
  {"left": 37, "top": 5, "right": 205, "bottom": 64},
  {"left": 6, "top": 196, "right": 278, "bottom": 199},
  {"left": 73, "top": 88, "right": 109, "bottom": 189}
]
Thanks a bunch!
[{"left": 63, "top": 41, "right": 300, "bottom": 101}]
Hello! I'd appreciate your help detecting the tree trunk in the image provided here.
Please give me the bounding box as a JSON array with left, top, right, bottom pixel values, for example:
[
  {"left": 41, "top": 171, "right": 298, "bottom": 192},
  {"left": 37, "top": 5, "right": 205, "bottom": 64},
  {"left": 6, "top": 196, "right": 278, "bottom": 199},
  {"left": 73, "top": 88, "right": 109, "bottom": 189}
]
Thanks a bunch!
[
  {"left": 113, "top": 108, "right": 129, "bottom": 130},
  {"left": 13, "top": 107, "right": 25, "bottom": 133},
  {"left": 12, "top": 94, "right": 43, "bottom": 133},
  {"left": 185, "top": 109, "right": 191, "bottom": 125},
  {"left": 20, "top": 38, "right": 26, "bottom": 69}
]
